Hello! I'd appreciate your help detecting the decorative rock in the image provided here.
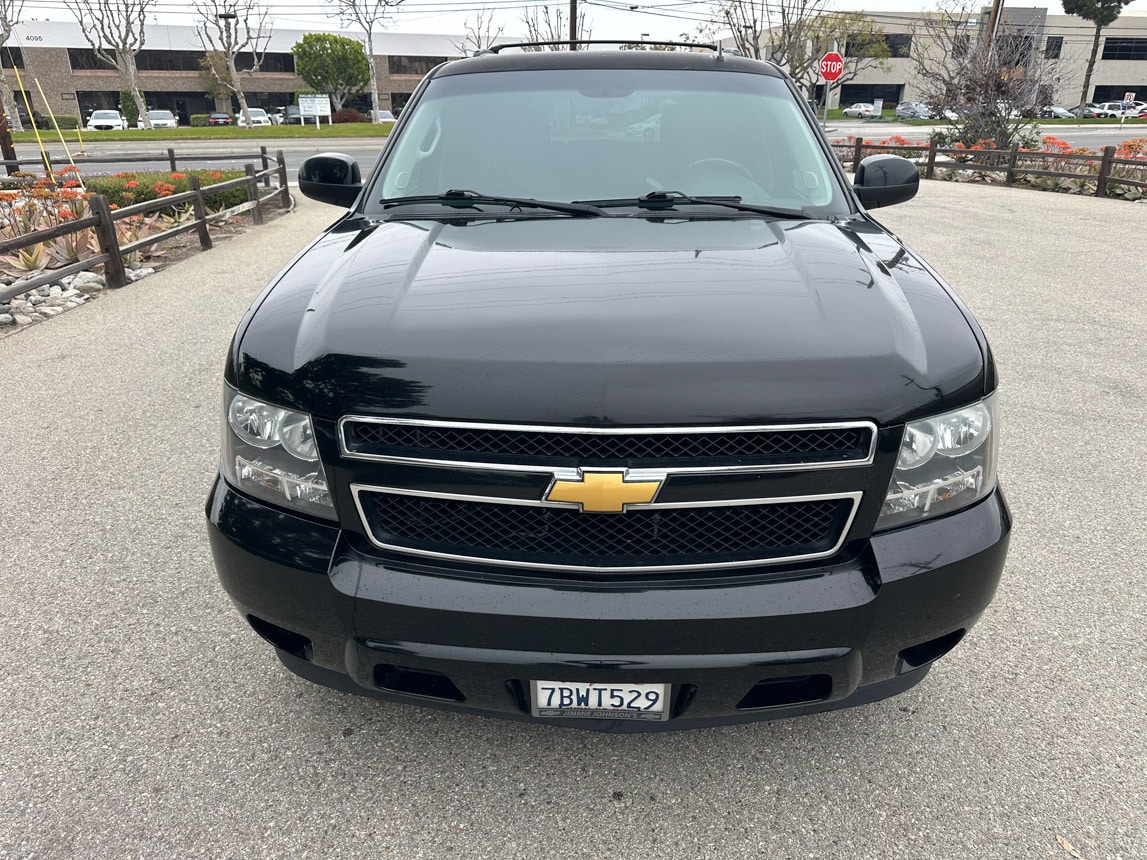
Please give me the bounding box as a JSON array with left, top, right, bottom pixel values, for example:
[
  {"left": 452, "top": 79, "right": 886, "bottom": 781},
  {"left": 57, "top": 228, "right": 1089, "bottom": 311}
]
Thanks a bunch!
[
  {"left": 72, "top": 272, "right": 106, "bottom": 286},
  {"left": 9, "top": 297, "right": 28, "bottom": 308},
  {"left": 13, "top": 314, "right": 32, "bottom": 325},
  {"left": 75, "top": 281, "right": 105, "bottom": 295},
  {"left": 29, "top": 294, "right": 47, "bottom": 305},
  {"left": 61, "top": 288, "right": 82, "bottom": 300},
  {"left": 48, "top": 285, "right": 63, "bottom": 297},
  {"left": 38, "top": 306, "right": 63, "bottom": 317},
  {"left": 36, "top": 286, "right": 50, "bottom": 297},
  {"left": 0, "top": 313, "right": 13, "bottom": 325}
]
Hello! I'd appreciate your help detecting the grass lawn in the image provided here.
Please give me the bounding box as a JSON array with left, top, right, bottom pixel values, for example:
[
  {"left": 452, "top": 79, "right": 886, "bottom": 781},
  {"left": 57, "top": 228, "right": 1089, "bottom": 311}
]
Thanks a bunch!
[{"left": 13, "top": 123, "right": 393, "bottom": 144}]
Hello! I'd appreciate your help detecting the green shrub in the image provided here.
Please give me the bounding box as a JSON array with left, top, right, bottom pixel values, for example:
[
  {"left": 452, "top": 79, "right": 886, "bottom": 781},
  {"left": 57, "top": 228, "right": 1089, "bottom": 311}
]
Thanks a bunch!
[
  {"left": 119, "top": 90, "right": 140, "bottom": 126},
  {"left": 190, "top": 114, "right": 210, "bottom": 127},
  {"left": 84, "top": 168, "right": 248, "bottom": 212},
  {"left": 51, "top": 114, "right": 79, "bottom": 130}
]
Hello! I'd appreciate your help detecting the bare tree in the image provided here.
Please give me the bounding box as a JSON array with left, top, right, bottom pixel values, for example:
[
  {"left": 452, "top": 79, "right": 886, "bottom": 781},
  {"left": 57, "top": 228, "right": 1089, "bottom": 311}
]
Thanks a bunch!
[
  {"left": 331, "top": 0, "right": 403, "bottom": 122},
  {"left": 455, "top": 6, "right": 503, "bottom": 56},
  {"left": 908, "top": 2, "right": 1063, "bottom": 148},
  {"left": 65, "top": 0, "right": 156, "bottom": 128},
  {"left": 0, "top": 0, "right": 24, "bottom": 131},
  {"left": 521, "top": 4, "right": 590, "bottom": 49},
  {"left": 195, "top": 0, "right": 271, "bottom": 128}
]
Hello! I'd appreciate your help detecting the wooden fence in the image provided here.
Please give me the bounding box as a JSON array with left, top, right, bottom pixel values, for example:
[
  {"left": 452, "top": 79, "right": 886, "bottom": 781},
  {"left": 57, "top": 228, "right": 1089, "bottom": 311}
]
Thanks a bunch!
[
  {"left": 0, "top": 149, "right": 290, "bottom": 304},
  {"left": 836, "top": 139, "right": 1147, "bottom": 198}
]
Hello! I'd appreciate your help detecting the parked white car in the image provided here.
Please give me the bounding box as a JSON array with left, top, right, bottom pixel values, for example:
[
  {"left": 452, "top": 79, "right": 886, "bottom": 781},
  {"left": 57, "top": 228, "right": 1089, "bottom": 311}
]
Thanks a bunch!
[
  {"left": 86, "top": 109, "right": 127, "bottom": 131},
  {"left": 236, "top": 108, "right": 272, "bottom": 127},
  {"left": 1093, "top": 101, "right": 1138, "bottom": 118},
  {"left": 137, "top": 109, "right": 178, "bottom": 129},
  {"left": 841, "top": 102, "right": 877, "bottom": 118}
]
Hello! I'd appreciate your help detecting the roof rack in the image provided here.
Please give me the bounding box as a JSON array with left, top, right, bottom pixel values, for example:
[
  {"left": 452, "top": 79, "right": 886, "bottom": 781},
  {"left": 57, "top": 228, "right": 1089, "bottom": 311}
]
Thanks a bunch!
[{"left": 480, "top": 40, "right": 721, "bottom": 55}]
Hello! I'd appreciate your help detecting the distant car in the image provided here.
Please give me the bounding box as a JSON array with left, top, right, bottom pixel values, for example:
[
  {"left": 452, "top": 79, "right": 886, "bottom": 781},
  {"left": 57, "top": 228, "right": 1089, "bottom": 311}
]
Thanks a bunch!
[
  {"left": 279, "top": 105, "right": 303, "bottom": 125},
  {"left": 842, "top": 102, "right": 876, "bottom": 118},
  {"left": 375, "top": 110, "right": 396, "bottom": 123},
  {"left": 208, "top": 111, "right": 233, "bottom": 126},
  {"left": 895, "top": 101, "right": 931, "bottom": 119},
  {"left": 1039, "top": 106, "right": 1074, "bottom": 119},
  {"left": 138, "top": 109, "right": 178, "bottom": 129},
  {"left": 236, "top": 108, "right": 272, "bottom": 127},
  {"left": 1091, "top": 101, "right": 1135, "bottom": 118},
  {"left": 86, "top": 109, "right": 127, "bottom": 131},
  {"left": 627, "top": 112, "right": 663, "bottom": 140},
  {"left": 1070, "top": 104, "right": 1103, "bottom": 119}
]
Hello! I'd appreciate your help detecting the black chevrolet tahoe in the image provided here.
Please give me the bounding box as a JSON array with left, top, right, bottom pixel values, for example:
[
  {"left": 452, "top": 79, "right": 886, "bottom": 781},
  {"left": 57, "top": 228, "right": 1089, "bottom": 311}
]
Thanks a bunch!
[{"left": 206, "top": 44, "right": 1011, "bottom": 731}]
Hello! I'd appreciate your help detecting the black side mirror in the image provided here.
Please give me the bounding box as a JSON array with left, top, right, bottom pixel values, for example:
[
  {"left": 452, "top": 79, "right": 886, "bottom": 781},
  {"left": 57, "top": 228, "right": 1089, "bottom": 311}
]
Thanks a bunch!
[
  {"left": 298, "top": 153, "right": 363, "bottom": 208},
  {"left": 853, "top": 154, "right": 920, "bottom": 209}
]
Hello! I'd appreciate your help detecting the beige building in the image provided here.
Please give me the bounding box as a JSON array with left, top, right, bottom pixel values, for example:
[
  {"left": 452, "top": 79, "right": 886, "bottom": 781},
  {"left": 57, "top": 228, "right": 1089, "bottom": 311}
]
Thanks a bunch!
[
  {"left": 772, "top": 8, "right": 1147, "bottom": 109},
  {"left": 1, "top": 20, "right": 463, "bottom": 125}
]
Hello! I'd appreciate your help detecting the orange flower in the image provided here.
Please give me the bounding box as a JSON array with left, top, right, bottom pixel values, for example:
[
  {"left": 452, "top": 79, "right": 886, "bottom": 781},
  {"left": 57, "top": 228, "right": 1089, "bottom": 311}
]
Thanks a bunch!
[
  {"left": 125, "top": 180, "right": 139, "bottom": 188},
  {"left": 170, "top": 172, "right": 186, "bottom": 180}
]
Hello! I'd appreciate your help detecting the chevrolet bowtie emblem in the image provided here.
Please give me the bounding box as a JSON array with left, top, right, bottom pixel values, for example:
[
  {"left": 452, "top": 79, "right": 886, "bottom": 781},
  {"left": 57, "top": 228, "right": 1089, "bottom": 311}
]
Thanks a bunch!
[{"left": 545, "top": 470, "right": 662, "bottom": 513}]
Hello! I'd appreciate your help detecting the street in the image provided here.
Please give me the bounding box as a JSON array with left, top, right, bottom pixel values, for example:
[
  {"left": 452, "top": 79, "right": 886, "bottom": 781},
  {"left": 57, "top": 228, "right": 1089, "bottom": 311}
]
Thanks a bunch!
[{"left": 0, "top": 181, "right": 1144, "bottom": 859}]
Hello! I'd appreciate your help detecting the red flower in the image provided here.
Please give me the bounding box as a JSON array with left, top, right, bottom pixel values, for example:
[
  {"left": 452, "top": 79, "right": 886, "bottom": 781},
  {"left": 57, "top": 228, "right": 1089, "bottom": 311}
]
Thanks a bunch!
[{"left": 125, "top": 181, "right": 139, "bottom": 189}]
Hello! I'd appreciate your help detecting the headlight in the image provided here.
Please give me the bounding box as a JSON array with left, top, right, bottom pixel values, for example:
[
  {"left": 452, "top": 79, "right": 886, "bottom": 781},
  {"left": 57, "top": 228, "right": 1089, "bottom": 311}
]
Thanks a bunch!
[
  {"left": 876, "top": 393, "right": 998, "bottom": 531},
  {"left": 221, "top": 386, "right": 335, "bottom": 519}
]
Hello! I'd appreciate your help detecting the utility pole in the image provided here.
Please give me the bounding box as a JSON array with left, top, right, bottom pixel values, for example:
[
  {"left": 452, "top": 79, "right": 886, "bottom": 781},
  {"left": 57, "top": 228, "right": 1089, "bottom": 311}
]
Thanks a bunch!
[
  {"left": 569, "top": 0, "right": 577, "bottom": 50},
  {"left": 984, "top": 0, "right": 1005, "bottom": 49}
]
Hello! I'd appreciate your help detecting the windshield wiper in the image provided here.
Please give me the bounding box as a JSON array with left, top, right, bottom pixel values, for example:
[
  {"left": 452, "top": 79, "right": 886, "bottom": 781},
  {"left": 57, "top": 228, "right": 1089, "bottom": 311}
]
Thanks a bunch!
[
  {"left": 576, "top": 191, "right": 808, "bottom": 219},
  {"left": 380, "top": 189, "right": 606, "bottom": 217}
]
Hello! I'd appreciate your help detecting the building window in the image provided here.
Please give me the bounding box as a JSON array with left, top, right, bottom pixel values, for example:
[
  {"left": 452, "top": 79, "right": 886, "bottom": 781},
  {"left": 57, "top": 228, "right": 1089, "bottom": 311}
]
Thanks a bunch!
[
  {"left": 136, "top": 50, "right": 203, "bottom": 72},
  {"left": 1093, "top": 85, "right": 1144, "bottom": 102},
  {"left": 237, "top": 52, "right": 295, "bottom": 73},
  {"left": 1045, "top": 36, "right": 1063, "bottom": 59},
  {"left": 884, "top": 34, "right": 912, "bottom": 59},
  {"left": 69, "top": 48, "right": 115, "bottom": 70},
  {"left": 387, "top": 55, "right": 449, "bottom": 76},
  {"left": 0, "top": 47, "right": 24, "bottom": 69},
  {"left": 1102, "top": 37, "right": 1147, "bottom": 61}
]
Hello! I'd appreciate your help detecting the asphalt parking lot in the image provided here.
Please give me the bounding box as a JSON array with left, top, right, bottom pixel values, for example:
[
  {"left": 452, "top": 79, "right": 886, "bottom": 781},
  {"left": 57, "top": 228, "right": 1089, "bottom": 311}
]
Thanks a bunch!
[{"left": 1, "top": 184, "right": 1144, "bottom": 860}]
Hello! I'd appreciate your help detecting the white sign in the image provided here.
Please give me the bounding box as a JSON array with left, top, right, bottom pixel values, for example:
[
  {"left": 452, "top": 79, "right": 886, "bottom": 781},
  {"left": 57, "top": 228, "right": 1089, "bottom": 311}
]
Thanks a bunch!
[
  {"left": 298, "top": 94, "right": 332, "bottom": 117},
  {"left": 873, "top": 98, "right": 884, "bottom": 115},
  {"left": 1124, "top": 91, "right": 1137, "bottom": 103}
]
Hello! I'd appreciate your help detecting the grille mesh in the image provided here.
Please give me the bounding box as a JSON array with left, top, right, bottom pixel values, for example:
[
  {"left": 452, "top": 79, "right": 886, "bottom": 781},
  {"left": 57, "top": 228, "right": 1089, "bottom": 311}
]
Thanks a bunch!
[
  {"left": 360, "top": 492, "right": 851, "bottom": 569},
  {"left": 344, "top": 423, "right": 870, "bottom": 465}
]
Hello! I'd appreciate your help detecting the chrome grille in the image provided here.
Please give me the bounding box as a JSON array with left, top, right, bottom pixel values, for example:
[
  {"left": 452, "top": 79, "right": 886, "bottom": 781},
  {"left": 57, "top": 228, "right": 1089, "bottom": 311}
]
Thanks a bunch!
[
  {"left": 341, "top": 419, "right": 874, "bottom": 467},
  {"left": 358, "top": 491, "right": 853, "bottom": 572}
]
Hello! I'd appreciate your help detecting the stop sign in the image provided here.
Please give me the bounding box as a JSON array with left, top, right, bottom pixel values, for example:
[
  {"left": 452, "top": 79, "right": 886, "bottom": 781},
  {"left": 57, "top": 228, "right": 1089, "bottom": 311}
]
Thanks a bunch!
[{"left": 820, "top": 51, "right": 844, "bottom": 82}]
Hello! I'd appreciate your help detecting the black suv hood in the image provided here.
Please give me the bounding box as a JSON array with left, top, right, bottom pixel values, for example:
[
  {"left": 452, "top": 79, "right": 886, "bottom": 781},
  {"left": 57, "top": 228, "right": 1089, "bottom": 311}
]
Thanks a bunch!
[{"left": 232, "top": 216, "right": 987, "bottom": 425}]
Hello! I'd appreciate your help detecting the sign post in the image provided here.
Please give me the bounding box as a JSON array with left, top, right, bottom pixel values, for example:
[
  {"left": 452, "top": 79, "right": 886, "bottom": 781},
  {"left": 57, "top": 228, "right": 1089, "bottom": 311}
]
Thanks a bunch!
[
  {"left": 819, "top": 50, "right": 844, "bottom": 126},
  {"left": 299, "top": 93, "right": 333, "bottom": 128}
]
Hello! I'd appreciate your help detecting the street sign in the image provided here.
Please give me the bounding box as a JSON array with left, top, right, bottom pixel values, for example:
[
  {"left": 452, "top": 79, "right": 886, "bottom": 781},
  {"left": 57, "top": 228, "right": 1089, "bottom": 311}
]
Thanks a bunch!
[
  {"left": 298, "top": 94, "right": 332, "bottom": 117},
  {"left": 1125, "top": 91, "right": 1137, "bottom": 103},
  {"left": 819, "top": 52, "right": 845, "bottom": 82}
]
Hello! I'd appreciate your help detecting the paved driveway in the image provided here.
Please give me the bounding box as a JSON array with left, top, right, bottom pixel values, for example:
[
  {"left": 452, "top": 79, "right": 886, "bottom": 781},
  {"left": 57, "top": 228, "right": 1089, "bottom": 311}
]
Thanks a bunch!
[{"left": 1, "top": 186, "right": 1144, "bottom": 860}]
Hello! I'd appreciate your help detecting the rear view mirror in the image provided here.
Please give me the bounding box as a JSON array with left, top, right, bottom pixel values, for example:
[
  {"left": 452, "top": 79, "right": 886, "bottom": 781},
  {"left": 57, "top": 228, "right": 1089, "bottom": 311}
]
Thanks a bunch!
[
  {"left": 299, "top": 153, "right": 363, "bottom": 208},
  {"left": 853, "top": 155, "right": 920, "bottom": 208}
]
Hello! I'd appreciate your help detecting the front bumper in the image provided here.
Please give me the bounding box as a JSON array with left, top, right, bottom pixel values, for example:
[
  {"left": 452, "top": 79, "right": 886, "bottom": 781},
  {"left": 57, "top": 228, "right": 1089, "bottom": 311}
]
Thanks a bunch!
[{"left": 206, "top": 477, "right": 1010, "bottom": 731}]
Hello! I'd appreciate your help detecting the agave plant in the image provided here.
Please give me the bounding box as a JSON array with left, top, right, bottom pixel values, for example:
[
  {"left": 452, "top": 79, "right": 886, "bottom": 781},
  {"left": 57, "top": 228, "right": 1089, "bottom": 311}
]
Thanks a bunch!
[
  {"left": 1, "top": 242, "right": 49, "bottom": 274},
  {"left": 46, "top": 228, "right": 99, "bottom": 267}
]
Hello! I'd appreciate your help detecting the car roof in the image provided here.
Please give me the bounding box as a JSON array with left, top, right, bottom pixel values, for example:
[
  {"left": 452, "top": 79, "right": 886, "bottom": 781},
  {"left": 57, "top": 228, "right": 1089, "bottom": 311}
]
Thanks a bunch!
[{"left": 433, "top": 48, "right": 784, "bottom": 79}]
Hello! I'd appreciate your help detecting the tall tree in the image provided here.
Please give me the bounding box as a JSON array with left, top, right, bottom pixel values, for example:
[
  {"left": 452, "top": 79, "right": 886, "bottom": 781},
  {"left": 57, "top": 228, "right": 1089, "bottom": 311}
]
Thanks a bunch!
[
  {"left": 1062, "top": 0, "right": 1134, "bottom": 109},
  {"left": 195, "top": 0, "right": 271, "bottom": 128},
  {"left": 330, "top": 0, "right": 403, "bottom": 122},
  {"left": 0, "top": 0, "right": 24, "bottom": 131},
  {"left": 455, "top": 6, "right": 503, "bottom": 55},
  {"left": 64, "top": 0, "right": 156, "bottom": 128},
  {"left": 291, "top": 33, "right": 369, "bottom": 112},
  {"left": 521, "top": 4, "right": 590, "bottom": 49},
  {"left": 908, "top": 1, "right": 1061, "bottom": 148}
]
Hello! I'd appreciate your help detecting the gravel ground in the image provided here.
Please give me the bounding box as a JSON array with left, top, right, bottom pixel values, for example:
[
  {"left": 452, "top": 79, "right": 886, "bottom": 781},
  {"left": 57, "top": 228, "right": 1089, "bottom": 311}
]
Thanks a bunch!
[{"left": 1, "top": 185, "right": 1144, "bottom": 860}]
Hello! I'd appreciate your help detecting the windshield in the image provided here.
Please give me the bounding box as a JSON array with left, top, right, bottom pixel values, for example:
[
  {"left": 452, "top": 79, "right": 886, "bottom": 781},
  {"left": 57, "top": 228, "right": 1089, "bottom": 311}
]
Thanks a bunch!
[
  {"left": 367, "top": 68, "right": 847, "bottom": 217},
  {"left": 149, "top": 111, "right": 174, "bottom": 119},
  {"left": 92, "top": 111, "right": 118, "bottom": 119}
]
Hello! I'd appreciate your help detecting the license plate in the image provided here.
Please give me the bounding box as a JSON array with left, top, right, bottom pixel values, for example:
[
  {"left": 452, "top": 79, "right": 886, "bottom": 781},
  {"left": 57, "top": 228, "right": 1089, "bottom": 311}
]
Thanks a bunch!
[{"left": 531, "top": 681, "right": 669, "bottom": 721}]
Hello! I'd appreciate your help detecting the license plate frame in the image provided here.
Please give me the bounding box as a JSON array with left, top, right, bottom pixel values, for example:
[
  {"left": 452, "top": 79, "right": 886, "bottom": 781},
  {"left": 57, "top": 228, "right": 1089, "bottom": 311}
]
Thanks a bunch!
[{"left": 531, "top": 680, "right": 670, "bottom": 721}]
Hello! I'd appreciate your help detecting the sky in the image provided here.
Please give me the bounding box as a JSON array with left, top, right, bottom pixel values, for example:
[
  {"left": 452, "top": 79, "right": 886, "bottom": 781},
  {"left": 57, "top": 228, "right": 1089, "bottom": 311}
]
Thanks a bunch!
[{"left": 20, "top": 0, "right": 1147, "bottom": 45}]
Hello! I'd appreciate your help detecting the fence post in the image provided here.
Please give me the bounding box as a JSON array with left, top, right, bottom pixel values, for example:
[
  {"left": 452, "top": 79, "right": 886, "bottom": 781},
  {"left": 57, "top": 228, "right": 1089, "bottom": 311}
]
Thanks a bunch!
[
  {"left": 1095, "top": 146, "right": 1115, "bottom": 198},
  {"left": 925, "top": 140, "right": 937, "bottom": 179},
  {"left": 187, "top": 175, "right": 213, "bottom": 251},
  {"left": 167, "top": 147, "right": 177, "bottom": 173},
  {"left": 852, "top": 138, "right": 864, "bottom": 170},
  {"left": 88, "top": 193, "right": 127, "bottom": 289},
  {"left": 245, "top": 163, "right": 264, "bottom": 225},
  {"left": 276, "top": 149, "right": 290, "bottom": 208},
  {"left": 1005, "top": 143, "right": 1020, "bottom": 187},
  {"left": 260, "top": 146, "right": 272, "bottom": 188}
]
